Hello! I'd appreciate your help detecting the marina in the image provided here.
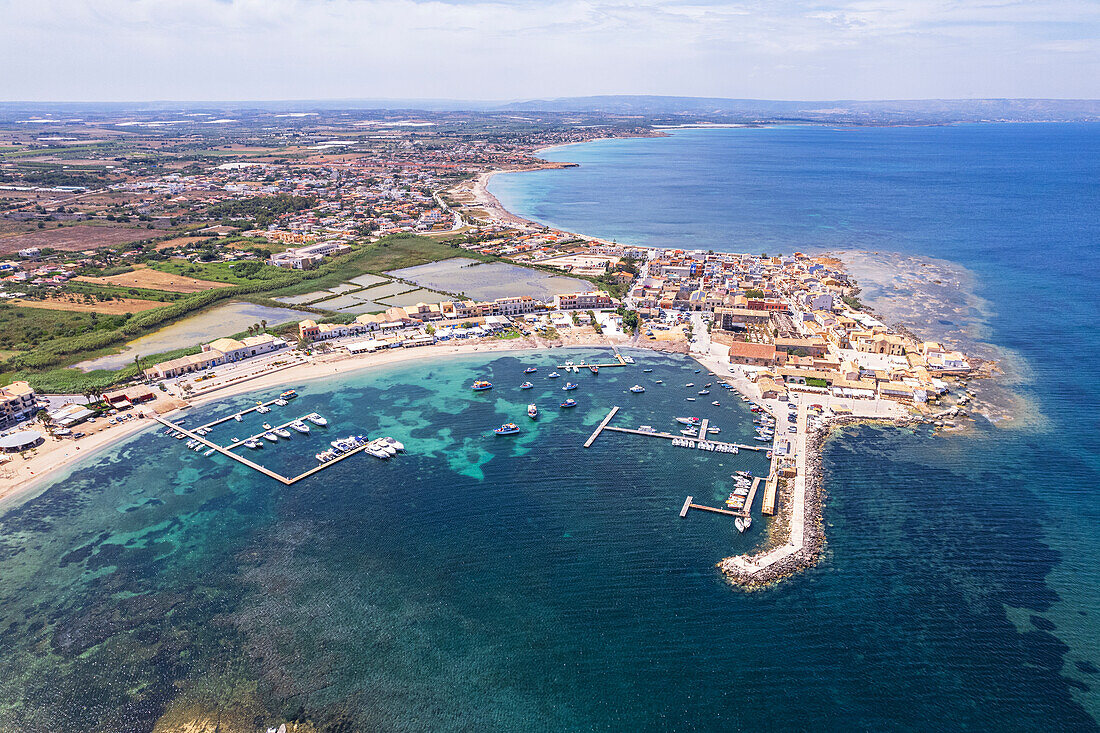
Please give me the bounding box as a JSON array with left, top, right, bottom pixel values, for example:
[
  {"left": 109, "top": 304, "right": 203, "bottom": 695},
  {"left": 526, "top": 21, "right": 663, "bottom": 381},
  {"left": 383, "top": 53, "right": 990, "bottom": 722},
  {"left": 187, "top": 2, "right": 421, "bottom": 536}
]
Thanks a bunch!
[
  {"left": 556, "top": 351, "right": 629, "bottom": 372},
  {"left": 153, "top": 397, "right": 400, "bottom": 485}
]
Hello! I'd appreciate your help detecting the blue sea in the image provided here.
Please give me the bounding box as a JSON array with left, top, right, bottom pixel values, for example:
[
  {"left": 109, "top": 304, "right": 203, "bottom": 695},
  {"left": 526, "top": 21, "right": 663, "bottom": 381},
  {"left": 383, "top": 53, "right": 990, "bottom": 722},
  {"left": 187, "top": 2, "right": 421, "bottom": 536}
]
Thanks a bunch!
[{"left": 1, "top": 125, "right": 1098, "bottom": 731}]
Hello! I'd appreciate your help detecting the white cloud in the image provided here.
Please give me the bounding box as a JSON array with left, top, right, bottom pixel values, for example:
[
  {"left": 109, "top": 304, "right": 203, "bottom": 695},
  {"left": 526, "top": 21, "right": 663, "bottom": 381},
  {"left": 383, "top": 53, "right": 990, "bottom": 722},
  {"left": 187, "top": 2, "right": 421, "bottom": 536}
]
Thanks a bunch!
[{"left": 0, "top": 0, "right": 1097, "bottom": 100}]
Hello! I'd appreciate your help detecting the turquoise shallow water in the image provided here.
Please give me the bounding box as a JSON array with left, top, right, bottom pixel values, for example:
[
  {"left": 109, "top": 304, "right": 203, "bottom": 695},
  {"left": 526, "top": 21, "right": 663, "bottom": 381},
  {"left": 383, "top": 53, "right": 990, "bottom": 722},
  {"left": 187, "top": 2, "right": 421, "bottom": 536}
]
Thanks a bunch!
[{"left": 3, "top": 124, "right": 1100, "bottom": 730}]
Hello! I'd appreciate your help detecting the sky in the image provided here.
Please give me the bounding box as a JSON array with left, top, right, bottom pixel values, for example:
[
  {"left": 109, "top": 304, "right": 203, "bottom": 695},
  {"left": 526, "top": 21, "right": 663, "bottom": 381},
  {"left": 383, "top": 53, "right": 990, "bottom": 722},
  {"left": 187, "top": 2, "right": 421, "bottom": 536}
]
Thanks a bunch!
[{"left": 2, "top": 0, "right": 1099, "bottom": 102}]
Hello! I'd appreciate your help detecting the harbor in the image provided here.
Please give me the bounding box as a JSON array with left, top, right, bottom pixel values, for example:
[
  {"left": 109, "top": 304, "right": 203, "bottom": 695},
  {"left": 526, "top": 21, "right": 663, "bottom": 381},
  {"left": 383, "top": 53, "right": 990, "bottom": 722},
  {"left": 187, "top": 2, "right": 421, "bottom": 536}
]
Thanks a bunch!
[{"left": 152, "top": 390, "right": 406, "bottom": 484}]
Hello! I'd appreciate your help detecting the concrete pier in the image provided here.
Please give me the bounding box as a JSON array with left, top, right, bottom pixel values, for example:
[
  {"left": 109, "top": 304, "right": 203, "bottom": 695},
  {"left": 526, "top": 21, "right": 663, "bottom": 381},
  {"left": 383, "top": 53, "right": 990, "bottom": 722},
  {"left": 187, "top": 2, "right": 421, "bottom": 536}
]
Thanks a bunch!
[
  {"left": 680, "top": 496, "right": 693, "bottom": 517},
  {"left": 156, "top": 413, "right": 378, "bottom": 486},
  {"left": 584, "top": 406, "right": 620, "bottom": 448}
]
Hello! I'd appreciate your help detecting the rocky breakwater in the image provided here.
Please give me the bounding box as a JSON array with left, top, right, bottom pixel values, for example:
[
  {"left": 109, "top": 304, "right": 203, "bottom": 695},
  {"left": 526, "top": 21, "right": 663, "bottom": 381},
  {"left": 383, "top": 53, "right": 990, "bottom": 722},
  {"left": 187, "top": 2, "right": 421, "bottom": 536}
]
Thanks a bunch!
[{"left": 718, "top": 415, "right": 918, "bottom": 590}]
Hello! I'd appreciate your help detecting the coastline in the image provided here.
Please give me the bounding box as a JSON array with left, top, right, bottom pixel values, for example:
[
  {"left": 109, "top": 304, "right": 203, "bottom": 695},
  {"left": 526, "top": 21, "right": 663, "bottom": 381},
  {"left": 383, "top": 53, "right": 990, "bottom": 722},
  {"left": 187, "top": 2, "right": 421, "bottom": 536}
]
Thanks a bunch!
[{"left": 0, "top": 337, "right": 624, "bottom": 509}]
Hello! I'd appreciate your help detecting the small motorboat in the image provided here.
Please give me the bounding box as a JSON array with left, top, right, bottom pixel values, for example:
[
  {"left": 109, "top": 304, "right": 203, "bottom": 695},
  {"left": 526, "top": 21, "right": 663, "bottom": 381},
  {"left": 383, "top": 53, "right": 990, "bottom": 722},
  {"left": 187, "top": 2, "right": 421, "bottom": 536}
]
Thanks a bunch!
[
  {"left": 262, "top": 423, "right": 272, "bottom": 430},
  {"left": 686, "top": 397, "right": 696, "bottom": 402},
  {"left": 291, "top": 421, "right": 310, "bottom": 434},
  {"left": 524, "top": 367, "right": 537, "bottom": 374},
  {"left": 675, "top": 417, "right": 701, "bottom": 425},
  {"left": 245, "top": 439, "right": 263, "bottom": 449},
  {"left": 256, "top": 405, "right": 271, "bottom": 414},
  {"left": 274, "top": 398, "right": 288, "bottom": 407},
  {"left": 527, "top": 404, "right": 538, "bottom": 419},
  {"left": 560, "top": 399, "right": 578, "bottom": 408},
  {"left": 234, "top": 414, "right": 243, "bottom": 422},
  {"left": 589, "top": 365, "right": 599, "bottom": 374},
  {"left": 307, "top": 413, "right": 328, "bottom": 426},
  {"left": 698, "top": 390, "right": 710, "bottom": 395},
  {"left": 694, "top": 369, "right": 701, "bottom": 374},
  {"left": 643, "top": 368, "right": 653, "bottom": 373},
  {"left": 494, "top": 422, "right": 521, "bottom": 435},
  {"left": 685, "top": 383, "right": 695, "bottom": 388},
  {"left": 735, "top": 516, "right": 752, "bottom": 533},
  {"left": 274, "top": 427, "right": 292, "bottom": 439},
  {"left": 203, "top": 448, "right": 216, "bottom": 457},
  {"left": 548, "top": 372, "right": 561, "bottom": 379},
  {"left": 630, "top": 385, "right": 646, "bottom": 393},
  {"left": 680, "top": 429, "right": 698, "bottom": 436},
  {"left": 264, "top": 432, "right": 279, "bottom": 443},
  {"left": 562, "top": 382, "right": 578, "bottom": 391},
  {"left": 520, "top": 381, "right": 534, "bottom": 389},
  {"left": 708, "top": 427, "right": 721, "bottom": 434},
  {"left": 712, "top": 401, "right": 721, "bottom": 406},
  {"left": 472, "top": 380, "right": 493, "bottom": 391},
  {"left": 654, "top": 380, "right": 663, "bottom": 384}
]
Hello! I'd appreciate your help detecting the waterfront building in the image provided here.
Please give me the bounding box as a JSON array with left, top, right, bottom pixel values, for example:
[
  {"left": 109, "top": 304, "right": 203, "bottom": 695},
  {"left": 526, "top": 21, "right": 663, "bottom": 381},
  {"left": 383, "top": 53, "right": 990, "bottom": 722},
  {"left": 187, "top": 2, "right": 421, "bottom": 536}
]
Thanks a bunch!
[{"left": 0, "top": 381, "right": 38, "bottom": 430}]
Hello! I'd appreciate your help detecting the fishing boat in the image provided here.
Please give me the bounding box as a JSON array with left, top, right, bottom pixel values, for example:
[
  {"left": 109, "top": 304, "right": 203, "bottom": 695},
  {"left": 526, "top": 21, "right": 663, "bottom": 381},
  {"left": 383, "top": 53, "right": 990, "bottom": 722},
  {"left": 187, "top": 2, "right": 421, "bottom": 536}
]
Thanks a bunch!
[
  {"left": 471, "top": 380, "right": 493, "bottom": 391},
  {"left": 629, "top": 385, "right": 646, "bottom": 393},
  {"left": 589, "top": 365, "right": 599, "bottom": 374},
  {"left": 264, "top": 432, "right": 279, "bottom": 442},
  {"left": 562, "top": 382, "right": 578, "bottom": 391},
  {"left": 306, "top": 413, "right": 328, "bottom": 426},
  {"left": 524, "top": 367, "right": 537, "bottom": 374},
  {"left": 494, "top": 422, "right": 521, "bottom": 435},
  {"left": 520, "top": 381, "right": 534, "bottom": 389},
  {"left": 675, "top": 417, "right": 701, "bottom": 425},
  {"left": 281, "top": 389, "right": 298, "bottom": 400},
  {"left": 560, "top": 398, "right": 578, "bottom": 408},
  {"left": 291, "top": 421, "right": 310, "bottom": 434},
  {"left": 274, "top": 427, "right": 292, "bottom": 439},
  {"left": 527, "top": 404, "right": 538, "bottom": 419},
  {"left": 548, "top": 372, "right": 561, "bottom": 379},
  {"left": 381, "top": 437, "right": 405, "bottom": 451}
]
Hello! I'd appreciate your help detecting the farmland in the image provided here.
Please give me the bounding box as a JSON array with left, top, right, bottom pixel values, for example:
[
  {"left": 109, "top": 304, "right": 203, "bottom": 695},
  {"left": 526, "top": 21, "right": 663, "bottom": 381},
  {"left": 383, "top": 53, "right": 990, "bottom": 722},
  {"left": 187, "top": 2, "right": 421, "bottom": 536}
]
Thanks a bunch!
[
  {"left": 0, "top": 224, "right": 159, "bottom": 254},
  {"left": 75, "top": 264, "right": 232, "bottom": 293},
  {"left": 7, "top": 295, "right": 164, "bottom": 314}
]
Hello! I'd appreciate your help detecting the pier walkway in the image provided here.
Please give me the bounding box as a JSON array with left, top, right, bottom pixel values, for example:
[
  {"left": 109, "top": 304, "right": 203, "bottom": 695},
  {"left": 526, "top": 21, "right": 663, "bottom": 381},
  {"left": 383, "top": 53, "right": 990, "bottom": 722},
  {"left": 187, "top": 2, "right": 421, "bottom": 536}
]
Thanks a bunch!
[
  {"left": 556, "top": 352, "right": 629, "bottom": 372},
  {"left": 584, "top": 406, "right": 619, "bottom": 448},
  {"left": 154, "top": 413, "right": 372, "bottom": 486}
]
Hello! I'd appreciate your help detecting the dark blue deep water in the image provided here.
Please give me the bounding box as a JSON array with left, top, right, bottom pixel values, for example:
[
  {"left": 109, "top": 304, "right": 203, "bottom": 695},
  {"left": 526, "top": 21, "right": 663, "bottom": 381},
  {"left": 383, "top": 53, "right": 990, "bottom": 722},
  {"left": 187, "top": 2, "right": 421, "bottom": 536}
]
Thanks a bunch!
[{"left": 0, "top": 125, "right": 1097, "bottom": 731}]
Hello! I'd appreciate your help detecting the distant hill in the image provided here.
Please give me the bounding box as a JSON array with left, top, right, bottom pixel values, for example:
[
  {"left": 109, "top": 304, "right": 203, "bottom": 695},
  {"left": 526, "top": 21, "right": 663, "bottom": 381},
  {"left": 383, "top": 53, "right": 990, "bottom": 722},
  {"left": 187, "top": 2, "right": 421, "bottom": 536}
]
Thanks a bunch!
[{"left": 495, "top": 96, "right": 1100, "bottom": 123}]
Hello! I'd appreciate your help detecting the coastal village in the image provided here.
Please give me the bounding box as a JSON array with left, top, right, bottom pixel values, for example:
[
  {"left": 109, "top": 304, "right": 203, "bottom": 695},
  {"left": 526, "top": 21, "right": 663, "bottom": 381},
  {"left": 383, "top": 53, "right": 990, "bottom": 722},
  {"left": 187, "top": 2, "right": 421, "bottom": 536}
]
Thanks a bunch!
[{"left": 0, "top": 113, "right": 981, "bottom": 587}]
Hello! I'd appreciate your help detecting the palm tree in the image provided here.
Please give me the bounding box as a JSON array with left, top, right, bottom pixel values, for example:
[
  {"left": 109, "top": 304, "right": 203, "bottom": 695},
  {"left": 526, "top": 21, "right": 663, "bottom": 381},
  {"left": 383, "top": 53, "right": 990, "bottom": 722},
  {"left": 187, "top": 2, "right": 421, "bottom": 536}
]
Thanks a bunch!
[
  {"left": 36, "top": 408, "right": 54, "bottom": 437},
  {"left": 260, "top": 319, "right": 267, "bottom": 333}
]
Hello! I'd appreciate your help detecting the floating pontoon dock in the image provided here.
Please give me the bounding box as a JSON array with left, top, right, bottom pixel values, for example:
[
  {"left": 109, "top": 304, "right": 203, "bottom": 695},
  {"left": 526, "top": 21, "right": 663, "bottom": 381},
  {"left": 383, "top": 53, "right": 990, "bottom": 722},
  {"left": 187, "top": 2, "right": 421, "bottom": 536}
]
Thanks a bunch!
[
  {"left": 557, "top": 352, "right": 629, "bottom": 372},
  {"left": 584, "top": 406, "right": 770, "bottom": 453},
  {"left": 153, "top": 414, "right": 373, "bottom": 485}
]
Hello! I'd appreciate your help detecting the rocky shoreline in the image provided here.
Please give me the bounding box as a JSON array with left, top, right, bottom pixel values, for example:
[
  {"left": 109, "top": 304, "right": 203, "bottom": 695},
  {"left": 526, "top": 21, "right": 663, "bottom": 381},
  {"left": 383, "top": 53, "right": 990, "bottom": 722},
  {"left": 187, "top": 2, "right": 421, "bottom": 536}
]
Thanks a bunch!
[{"left": 718, "top": 415, "right": 918, "bottom": 590}]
